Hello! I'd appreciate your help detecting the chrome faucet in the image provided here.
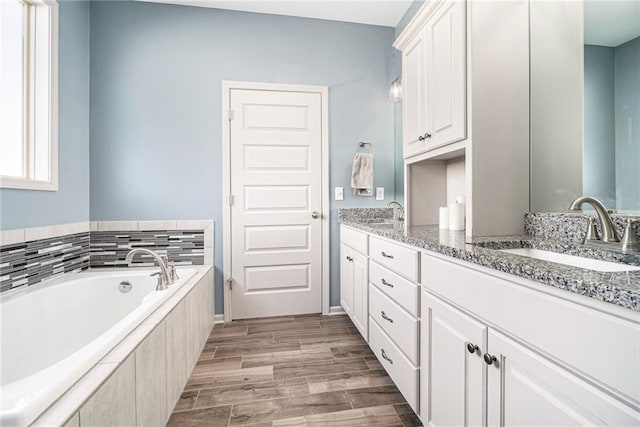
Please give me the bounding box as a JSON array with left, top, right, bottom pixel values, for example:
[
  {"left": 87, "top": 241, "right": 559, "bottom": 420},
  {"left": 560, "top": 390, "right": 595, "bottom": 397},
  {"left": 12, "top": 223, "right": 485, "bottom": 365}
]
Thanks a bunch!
[
  {"left": 125, "top": 248, "right": 172, "bottom": 290},
  {"left": 568, "top": 196, "right": 620, "bottom": 243},
  {"left": 388, "top": 200, "right": 405, "bottom": 222}
]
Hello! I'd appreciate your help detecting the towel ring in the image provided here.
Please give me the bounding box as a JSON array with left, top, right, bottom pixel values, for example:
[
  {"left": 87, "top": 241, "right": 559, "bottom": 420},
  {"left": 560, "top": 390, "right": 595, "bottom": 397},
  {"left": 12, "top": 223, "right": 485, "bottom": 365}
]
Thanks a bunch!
[{"left": 357, "top": 141, "right": 373, "bottom": 153}]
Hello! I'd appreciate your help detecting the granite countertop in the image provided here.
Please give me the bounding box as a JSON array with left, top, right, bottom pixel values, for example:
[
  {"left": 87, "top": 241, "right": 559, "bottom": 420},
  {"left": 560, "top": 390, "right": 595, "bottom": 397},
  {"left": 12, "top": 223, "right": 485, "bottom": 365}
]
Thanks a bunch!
[{"left": 340, "top": 217, "right": 640, "bottom": 313}]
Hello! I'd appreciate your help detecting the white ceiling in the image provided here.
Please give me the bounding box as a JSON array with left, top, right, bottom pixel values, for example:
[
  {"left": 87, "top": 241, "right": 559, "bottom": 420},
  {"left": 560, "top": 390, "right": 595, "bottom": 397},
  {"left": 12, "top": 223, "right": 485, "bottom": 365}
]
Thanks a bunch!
[
  {"left": 137, "top": 0, "right": 413, "bottom": 28},
  {"left": 584, "top": 0, "right": 640, "bottom": 47}
]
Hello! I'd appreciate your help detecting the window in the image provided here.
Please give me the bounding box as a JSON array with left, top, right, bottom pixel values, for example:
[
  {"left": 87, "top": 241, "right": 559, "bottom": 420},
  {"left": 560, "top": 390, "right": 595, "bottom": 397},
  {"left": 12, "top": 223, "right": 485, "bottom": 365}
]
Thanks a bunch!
[{"left": 0, "top": 0, "right": 58, "bottom": 191}]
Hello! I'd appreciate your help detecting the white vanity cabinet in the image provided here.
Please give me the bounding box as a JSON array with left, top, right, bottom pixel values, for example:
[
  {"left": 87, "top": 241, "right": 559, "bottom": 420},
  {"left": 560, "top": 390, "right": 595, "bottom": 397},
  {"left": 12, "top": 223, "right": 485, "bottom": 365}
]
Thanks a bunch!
[
  {"left": 340, "top": 226, "right": 369, "bottom": 340},
  {"left": 398, "top": 0, "right": 467, "bottom": 158},
  {"left": 421, "top": 252, "right": 640, "bottom": 426}
]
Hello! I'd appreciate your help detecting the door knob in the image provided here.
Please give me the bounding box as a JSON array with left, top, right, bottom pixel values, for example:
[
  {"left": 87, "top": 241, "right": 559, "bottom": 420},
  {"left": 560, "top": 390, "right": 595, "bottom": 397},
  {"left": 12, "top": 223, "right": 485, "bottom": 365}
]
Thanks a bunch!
[{"left": 312, "top": 211, "right": 320, "bottom": 219}]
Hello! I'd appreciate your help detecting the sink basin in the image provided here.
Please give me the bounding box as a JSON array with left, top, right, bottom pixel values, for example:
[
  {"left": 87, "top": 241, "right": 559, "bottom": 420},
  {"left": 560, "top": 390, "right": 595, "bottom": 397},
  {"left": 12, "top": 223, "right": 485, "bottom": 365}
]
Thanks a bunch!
[{"left": 500, "top": 248, "right": 640, "bottom": 272}]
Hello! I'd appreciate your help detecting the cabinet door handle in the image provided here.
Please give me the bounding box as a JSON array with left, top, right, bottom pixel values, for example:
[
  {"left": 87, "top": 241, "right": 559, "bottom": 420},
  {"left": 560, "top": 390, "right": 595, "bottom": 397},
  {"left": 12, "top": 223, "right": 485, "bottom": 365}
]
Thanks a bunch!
[
  {"left": 418, "top": 135, "right": 425, "bottom": 142},
  {"left": 346, "top": 256, "right": 353, "bottom": 262},
  {"left": 381, "top": 311, "right": 394, "bottom": 323},
  {"left": 381, "top": 251, "right": 394, "bottom": 259},
  {"left": 381, "top": 278, "right": 394, "bottom": 288},
  {"left": 484, "top": 353, "right": 498, "bottom": 366},
  {"left": 467, "top": 343, "right": 480, "bottom": 354},
  {"left": 381, "top": 348, "right": 394, "bottom": 364},
  {"left": 424, "top": 132, "right": 432, "bottom": 139}
]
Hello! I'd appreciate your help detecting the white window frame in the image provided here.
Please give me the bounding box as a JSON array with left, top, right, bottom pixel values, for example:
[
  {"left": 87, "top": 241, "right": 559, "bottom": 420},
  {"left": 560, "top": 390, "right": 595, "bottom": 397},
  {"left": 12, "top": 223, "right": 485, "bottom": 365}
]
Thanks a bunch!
[{"left": 0, "top": 0, "right": 58, "bottom": 191}]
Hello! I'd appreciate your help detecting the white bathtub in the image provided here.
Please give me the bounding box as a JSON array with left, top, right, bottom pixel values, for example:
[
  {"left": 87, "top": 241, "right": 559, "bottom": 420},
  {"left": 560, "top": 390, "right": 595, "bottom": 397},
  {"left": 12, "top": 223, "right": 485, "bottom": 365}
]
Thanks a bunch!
[{"left": 0, "top": 267, "right": 199, "bottom": 427}]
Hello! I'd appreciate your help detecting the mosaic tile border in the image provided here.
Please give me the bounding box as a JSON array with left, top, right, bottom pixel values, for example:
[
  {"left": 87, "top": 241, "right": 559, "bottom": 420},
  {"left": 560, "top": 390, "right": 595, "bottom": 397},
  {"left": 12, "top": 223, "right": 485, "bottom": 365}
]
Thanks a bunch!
[
  {"left": 89, "top": 229, "right": 204, "bottom": 268},
  {"left": 0, "top": 232, "right": 90, "bottom": 293},
  {"left": 0, "top": 220, "right": 214, "bottom": 294}
]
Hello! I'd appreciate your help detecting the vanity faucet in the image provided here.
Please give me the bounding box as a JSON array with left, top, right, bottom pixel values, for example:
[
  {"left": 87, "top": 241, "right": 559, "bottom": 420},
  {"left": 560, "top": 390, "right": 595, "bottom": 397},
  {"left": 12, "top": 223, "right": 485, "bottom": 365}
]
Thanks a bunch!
[
  {"left": 125, "top": 248, "right": 172, "bottom": 290},
  {"left": 568, "top": 196, "right": 620, "bottom": 243},
  {"left": 388, "top": 200, "right": 405, "bottom": 222}
]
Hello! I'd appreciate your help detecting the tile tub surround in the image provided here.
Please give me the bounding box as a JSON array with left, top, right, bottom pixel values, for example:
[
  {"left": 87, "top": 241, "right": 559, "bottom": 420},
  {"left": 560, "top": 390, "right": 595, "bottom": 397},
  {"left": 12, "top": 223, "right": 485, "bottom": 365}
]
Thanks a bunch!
[
  {"left": 90, "top": 230, "right": 204, "bottom": 268},
  {"left": 0, "top": 220, "right": 214, "bottom": 293},
  {"left": 0, "top": 232, "right": 90, "bottom": 294},
  {"left": 168, "top": 314, "right": 421, "bottom": 427},
  {"left": 525, "top": 212, "right": 640, "bottom": 242},
  {"left": 340, "top": 219, "right": 640, "bottom": 312}
]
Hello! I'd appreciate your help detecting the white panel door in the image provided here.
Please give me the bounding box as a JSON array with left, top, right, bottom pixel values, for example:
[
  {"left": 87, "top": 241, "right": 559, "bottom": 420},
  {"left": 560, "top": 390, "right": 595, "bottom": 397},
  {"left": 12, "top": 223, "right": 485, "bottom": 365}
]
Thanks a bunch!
[
  {"left": 230, "top": 89, "right": 323, "bottom": 319},
  {"left": 422, "top": 292, "right": 485, "bottom": 427},
  {"left": 487, "top": 329, "right": 640, "bottom": 426},
  {"left": 424, "top": 0, "right": 466, "bottom": 150}
]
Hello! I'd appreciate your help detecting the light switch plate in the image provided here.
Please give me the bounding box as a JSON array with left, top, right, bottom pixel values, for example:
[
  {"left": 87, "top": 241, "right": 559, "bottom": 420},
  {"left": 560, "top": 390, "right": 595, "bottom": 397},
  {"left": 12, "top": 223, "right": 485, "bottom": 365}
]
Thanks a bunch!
[
  {"left": 335, "top": 187, "right": 344, "bottom": 201},
  {"left": 376, "top": 187, "right": 384, "bottom": 200}
]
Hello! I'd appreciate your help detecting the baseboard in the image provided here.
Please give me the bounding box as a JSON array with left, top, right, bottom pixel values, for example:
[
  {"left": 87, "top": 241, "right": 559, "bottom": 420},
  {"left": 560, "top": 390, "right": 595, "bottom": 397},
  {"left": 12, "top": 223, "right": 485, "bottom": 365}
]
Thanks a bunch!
[
  {"left": 329, "top": 305, "right": 346, "bottom": 315},
  {"left": 214, "top": 309, "right": 344, "bottom": 323}
]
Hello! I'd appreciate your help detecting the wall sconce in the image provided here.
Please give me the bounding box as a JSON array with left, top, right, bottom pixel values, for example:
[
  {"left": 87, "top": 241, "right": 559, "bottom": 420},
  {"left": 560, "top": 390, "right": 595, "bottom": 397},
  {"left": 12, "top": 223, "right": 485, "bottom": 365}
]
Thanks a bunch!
[{"left": 389, "top": 76, "right": 402, "bottom": 103}]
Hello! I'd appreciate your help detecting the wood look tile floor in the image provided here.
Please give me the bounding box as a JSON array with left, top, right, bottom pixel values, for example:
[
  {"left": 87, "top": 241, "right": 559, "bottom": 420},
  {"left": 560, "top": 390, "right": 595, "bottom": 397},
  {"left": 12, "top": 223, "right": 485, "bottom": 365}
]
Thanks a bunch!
[{"left": 168, "top": 314, "right": 422, "bottom": 427}]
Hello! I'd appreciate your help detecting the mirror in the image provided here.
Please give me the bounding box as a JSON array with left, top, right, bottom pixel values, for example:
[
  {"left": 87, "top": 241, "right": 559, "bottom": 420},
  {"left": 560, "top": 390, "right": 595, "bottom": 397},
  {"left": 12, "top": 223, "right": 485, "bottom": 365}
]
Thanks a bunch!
[
  {"left": 394, "top": 102, "right": 404, "bottom": 205},
  {"left": 530, "top": 0, "right": 640, "bottom": 213}
]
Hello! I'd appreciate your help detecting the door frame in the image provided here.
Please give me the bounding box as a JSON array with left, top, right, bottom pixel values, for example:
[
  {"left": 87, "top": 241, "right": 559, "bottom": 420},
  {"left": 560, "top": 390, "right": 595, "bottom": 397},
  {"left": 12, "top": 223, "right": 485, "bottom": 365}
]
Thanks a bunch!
[{"left": 221, "top": 80, "right": 330, "bottom": 322}]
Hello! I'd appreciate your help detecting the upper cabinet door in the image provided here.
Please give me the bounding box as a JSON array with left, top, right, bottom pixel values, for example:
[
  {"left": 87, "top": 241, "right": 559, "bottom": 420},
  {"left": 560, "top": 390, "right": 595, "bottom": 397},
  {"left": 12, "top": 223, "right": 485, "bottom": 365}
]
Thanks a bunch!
[
  {"left": 424, "top": 0, "right": 467, "bottom": 150},
  {"left": 402, "top": 28, "right": 428, "bottom": 159}
]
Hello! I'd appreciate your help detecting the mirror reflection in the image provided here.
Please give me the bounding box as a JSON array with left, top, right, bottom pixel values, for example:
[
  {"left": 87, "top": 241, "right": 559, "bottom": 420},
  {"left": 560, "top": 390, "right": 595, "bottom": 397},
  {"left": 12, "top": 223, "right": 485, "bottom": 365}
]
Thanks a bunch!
[
  {"left": 584, "top": 1, "right": 639, "bottom": 212},
  {"left": 530, "top": 0, "right": 640, "bottom": 213}
]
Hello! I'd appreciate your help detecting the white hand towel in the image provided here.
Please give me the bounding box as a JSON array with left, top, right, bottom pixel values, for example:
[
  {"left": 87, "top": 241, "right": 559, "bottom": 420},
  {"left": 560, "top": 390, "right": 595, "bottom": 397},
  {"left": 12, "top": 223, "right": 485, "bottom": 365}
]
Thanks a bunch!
[{"left": 351, "top": 153, "right": 374, "bottom": 196}]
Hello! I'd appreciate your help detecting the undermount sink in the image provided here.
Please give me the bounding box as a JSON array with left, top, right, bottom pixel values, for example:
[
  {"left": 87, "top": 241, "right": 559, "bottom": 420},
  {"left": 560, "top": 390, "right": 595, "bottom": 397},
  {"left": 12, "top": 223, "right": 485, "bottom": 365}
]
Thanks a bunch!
[{"left": 500, "top": 248, "right": 640, "bottom": 273}]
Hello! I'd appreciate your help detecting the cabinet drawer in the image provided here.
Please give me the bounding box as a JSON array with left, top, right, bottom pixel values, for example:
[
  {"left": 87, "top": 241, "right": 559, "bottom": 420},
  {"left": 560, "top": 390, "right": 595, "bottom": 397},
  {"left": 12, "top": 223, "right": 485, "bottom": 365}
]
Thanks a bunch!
[
  {"left": 341, "top": 225, "right": 368, "bottom": 254},
  {"left": 370, "top": 284, "right": 419, "bottom": 364},
  {"left": 369, "top": 318, "right": 419, "bottom": 410},
  {"left": 370, "top": 237, "right": 419, "bottom": 281},
  {"left": 423, "top": 253, "right": 640, "bottom": 405},
  {"left": 370, "top": 261, "right": 419, "bottom": 316}
]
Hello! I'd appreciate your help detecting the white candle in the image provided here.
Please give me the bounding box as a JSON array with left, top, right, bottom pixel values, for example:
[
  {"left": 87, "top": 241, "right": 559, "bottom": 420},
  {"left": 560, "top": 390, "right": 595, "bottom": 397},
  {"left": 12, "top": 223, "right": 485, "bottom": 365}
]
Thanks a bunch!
[{"left": 448, "top": 202, "right": 465, "bottom": 231}]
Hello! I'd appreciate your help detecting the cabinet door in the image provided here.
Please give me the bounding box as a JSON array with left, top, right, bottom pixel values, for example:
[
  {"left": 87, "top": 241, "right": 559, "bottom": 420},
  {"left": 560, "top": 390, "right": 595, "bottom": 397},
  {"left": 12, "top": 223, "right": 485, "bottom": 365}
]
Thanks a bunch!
[
  {"left": 402, "top": 27, "right": 428, "bottom": 158},
  {"left": 487, "top": 329, "right": 640, "bottom": 426},
  {"left": 351, "top": 249, "right": 368, "bottom": 340},
  {"left": 340, "top": 244, "right": 354, "bottom": 316},
  {"left": 422, "top": 291, "right": 486, "bottom": 426},
  {"left": 424, "top": 0, "right": 466, "bottom": 150}
]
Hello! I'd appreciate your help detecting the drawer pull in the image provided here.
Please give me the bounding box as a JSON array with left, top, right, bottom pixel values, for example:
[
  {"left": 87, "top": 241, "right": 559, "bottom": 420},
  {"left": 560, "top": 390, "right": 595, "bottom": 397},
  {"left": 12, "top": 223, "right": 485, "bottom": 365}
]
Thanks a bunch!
[
  {"left": 381, "top": 278, "right": 394, "bottom": 288},
  {"left": 381, "top": 251, "right": 394, "bottom": 259},
  {"left": 381, "top": 348, "right": 394, "bottom": 364},
  {"left": 467, "top": 343, "right": 480, "bottom": 354},
  {"left": 381, "top": 311, "right": 394, "bottom": 323}
]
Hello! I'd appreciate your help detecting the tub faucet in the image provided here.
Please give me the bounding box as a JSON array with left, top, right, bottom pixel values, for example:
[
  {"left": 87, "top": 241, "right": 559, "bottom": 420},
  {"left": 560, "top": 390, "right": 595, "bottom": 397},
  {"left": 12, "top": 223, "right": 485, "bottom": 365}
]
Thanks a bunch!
[
  {"left": 568, "top": 196, "right": 620, "bottom": 243},
  {"left": 388, "top": 200, "right": 405, "bottom": 222},
  {"left": 125, "top": 248, "right": 172, "bottom": 290}
]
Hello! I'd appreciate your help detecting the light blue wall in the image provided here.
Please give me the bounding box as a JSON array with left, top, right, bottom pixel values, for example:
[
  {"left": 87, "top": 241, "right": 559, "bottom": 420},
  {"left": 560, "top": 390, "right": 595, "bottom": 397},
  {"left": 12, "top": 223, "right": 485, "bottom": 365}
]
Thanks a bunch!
[
  {"left": 395, "top": 0, "right": 425, "bottom": 38},
  {"left": 614, "top": 37, "right": 640, "bottom": 211},
  {"left": 583, "top": 45, "right": 615, "bottom": 207},
  {"left": 0, "top": 1, "right": 90, "bottom": 231},
  {"left": 89, "top": 1, "right": 396, "bottom": 313}
]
